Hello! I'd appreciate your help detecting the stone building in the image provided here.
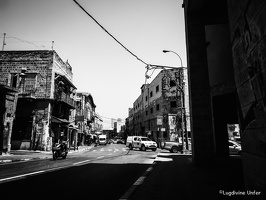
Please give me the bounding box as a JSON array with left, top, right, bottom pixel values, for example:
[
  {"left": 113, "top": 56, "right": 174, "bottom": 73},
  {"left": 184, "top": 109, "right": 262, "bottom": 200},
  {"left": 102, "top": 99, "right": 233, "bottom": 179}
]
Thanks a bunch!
[
  {"left": 183, "top": 0, "right": 266, "bottom": 193},
  {"left": 131, "top": 68, "right": 190, "bottom": 145},
  {"left": 0, "top": 50, "right": 76, "bottom": 151},
  {"left": 0, "top": 83, "right": 19, "bottom": 154},
  {"left": 74, "top": 92, "right": 96, "bottom": 146}
]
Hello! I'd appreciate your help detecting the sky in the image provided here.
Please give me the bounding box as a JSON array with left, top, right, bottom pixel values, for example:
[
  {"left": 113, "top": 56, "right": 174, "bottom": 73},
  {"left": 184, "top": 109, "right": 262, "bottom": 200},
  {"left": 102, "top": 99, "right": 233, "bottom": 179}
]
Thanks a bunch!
[{"left": 0, "top": 0, "right": 187, "bottom": 129}]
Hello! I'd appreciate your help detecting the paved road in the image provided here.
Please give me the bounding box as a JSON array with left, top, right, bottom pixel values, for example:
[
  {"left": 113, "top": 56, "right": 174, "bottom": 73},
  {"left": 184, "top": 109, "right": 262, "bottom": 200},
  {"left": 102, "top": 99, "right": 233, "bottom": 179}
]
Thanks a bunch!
[{"left": 0, "top": 144, "right": 158, "bottom": 200}]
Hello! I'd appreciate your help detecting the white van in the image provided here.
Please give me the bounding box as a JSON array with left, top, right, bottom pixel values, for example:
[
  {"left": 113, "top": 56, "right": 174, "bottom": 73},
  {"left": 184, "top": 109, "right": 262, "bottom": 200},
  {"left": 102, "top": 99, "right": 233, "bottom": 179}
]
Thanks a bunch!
[{"left": 98, "top": 135, "right": 107, "bottom": 145}]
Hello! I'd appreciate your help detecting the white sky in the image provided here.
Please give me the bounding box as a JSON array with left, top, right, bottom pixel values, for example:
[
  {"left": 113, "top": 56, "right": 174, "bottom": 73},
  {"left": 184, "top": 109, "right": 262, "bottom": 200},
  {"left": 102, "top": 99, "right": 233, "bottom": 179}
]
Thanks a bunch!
[{"left": 0, "top": 0, "right": 187, "bottom": 129}]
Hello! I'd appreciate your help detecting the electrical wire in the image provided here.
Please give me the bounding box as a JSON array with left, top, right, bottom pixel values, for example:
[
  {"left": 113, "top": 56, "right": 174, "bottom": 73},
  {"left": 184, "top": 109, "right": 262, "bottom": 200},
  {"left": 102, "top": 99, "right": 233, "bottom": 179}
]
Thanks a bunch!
[
  {"left": 3, "top": 34, "right": 48, "bottom": 49},
  {"left": 73, "top": 0, "right": 148, "bottom": 66}
]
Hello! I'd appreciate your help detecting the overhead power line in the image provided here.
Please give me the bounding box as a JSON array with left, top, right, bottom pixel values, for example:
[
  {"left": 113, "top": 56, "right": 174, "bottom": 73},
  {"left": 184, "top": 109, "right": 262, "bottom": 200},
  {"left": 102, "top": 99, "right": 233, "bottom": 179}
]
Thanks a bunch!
[{"left": 73, "top": 0, "right": 148, "bottom": 66}]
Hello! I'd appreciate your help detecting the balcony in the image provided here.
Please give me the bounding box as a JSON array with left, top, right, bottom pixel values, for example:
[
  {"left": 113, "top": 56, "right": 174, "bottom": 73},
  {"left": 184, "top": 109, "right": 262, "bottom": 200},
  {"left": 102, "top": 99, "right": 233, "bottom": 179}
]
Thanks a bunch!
[{"left": 55, "top": 91, "right": 75, "bottom": 109}]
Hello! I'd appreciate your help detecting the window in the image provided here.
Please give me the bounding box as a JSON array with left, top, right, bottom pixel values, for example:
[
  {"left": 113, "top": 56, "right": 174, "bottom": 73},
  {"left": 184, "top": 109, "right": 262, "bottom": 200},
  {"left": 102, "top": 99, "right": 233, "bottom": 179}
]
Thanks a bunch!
[
  {"left": 150, "top": 91, "right": 153, "bottom": 97},
  {"left": 146, "top": 110, "right": 148, "bottom": 116},
  {"left": 150, "top": 107, "right": 153, "bottom": 113},
  {"left": 156, "top": 104, "right": 160, "bottom": 111},
  {"left": 170, "top": 101, "right": 177, "bottom": 108},
  {"left": 10, "top": 74, "right": 19, "bottom": 88},
  {"left": 145, "top": 96, "right": 148, "bottom": 101},
  {"left": 24, "top": 73, "right": 37, "bottom": 92},
  {"left": 170, "top": 80, "right": 176, "bottom": 87},
  {"left": 156, "top": 85, "right": 159, "bottom": 93}
]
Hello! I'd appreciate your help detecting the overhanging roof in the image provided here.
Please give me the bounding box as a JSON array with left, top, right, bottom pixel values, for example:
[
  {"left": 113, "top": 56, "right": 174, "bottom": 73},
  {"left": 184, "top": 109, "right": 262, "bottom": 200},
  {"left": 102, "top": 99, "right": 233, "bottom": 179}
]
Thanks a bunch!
[{"left": 51, "top": 116, "right": 70, "bottom": 124}]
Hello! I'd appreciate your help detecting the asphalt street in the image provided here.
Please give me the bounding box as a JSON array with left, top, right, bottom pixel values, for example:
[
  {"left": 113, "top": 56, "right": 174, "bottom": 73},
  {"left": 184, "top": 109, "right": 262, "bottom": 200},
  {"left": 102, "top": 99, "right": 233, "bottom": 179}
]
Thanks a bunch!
[{"left": 0, "top": 144, "right": 158, "bottom": 200}]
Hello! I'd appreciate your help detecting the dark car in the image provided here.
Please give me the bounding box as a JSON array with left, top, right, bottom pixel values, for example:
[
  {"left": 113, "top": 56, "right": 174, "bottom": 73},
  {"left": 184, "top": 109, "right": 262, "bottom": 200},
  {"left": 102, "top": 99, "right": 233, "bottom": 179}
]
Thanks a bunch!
[
  {"left": 161, "top": 141, "right": 183, "bottom": 153},
  {"left": 117, "top": 139, "right": 124, "bottom": 144}
]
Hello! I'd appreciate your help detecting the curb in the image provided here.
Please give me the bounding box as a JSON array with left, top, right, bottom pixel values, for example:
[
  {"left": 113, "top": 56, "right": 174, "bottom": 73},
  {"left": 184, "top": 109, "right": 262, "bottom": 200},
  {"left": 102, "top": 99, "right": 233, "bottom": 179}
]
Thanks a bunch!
[{"left": 0, "top": 156, "right": 50, "bottom": 164}]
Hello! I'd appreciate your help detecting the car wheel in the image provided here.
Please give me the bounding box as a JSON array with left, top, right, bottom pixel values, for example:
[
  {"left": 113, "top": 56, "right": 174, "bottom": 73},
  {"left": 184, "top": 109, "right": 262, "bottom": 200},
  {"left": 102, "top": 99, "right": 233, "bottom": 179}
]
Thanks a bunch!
[
  {"left": 63, "top": 153, "right": 67, "bottom": 159},
  {"left": 53, "top": 151, "right": 58, "bottom": 160},
  {"left": 171, "top": 147, "right": 179, "bottom": 153},
  {"left": 141, "top": 145, "right": 146, "bottom": 151},
  {"left": 152, "top": 148, "right": 156, "bottom": 151}
]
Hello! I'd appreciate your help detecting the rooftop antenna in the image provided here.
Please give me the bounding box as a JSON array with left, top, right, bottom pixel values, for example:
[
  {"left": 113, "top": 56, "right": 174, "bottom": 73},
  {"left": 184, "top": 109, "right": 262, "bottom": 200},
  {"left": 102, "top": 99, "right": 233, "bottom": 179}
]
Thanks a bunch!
[
  {"left": 2, "top": 33, "right": 6, "bottom": 51},
  {"left": 52, "top": 41, "right": 54, "bottom": 50}
]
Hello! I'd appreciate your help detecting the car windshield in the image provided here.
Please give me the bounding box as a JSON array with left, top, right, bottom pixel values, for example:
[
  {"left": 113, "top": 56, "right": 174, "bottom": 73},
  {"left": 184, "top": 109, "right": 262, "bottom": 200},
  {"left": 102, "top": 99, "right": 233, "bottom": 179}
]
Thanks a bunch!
[
  {"left": 99, "top": 138, "right": 105, "bottom": 140},
  {"left": 141, "top": 138, "right": 151, "bottom": 141}
]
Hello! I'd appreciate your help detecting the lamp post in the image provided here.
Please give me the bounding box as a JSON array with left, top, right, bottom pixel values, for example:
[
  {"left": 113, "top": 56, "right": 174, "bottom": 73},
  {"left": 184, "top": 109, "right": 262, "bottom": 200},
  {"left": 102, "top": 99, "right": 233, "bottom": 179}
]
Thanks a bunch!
[
  {"left": 144, "top": 51, "right": 188, "bottom": 152},
  {"left": 162, "top": 50, "right": 188, "bottom": 152}
]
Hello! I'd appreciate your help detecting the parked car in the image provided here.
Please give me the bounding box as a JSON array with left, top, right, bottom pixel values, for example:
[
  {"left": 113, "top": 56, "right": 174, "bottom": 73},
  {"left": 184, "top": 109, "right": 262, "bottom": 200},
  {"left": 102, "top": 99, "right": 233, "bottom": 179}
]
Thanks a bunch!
[
  {"left": 117, "top": 139, "right": 125, "bottom": 144},
  {"left": 228, "top": 140, "right": 242, "bottom": 155},
  {"left": 161, "top": 141, "right": 183, "bottom": 153},
  {"left": 126, "top": 136, "right": 157, "bottom": 151}
]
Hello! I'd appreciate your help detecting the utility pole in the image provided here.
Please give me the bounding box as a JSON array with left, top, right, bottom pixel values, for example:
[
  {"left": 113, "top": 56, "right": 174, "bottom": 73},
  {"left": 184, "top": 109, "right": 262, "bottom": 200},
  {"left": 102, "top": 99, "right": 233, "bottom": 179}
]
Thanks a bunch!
[
  {"left": 2, "top": 33, "right": 6, "bottom": 51},
  {"left": 145, "top": 50, "right": 188, "bottom": 153}
]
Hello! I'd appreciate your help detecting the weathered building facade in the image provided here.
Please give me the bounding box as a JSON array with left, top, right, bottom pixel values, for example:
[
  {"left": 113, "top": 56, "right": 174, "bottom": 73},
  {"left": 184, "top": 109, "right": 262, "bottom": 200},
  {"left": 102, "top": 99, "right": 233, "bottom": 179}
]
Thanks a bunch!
[
  {"left": 131, "top": 68, "right": 190, "bottom": 145},
  {"left": 183, "top": 0, "right": 266, "bottom": 193},
  {"left": 0, "top": 84, "right": 18, "bottom": 154},
  {"left": 0, "top": 50, "right": 76, "bottom": 152},
  {"left": 74, "top": 92, "right": 96, "bottom": 146}
]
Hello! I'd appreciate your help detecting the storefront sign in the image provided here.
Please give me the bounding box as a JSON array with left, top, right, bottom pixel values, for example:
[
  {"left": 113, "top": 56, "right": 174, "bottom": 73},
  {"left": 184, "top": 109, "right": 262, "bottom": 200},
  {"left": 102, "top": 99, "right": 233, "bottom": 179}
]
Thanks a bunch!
[
  {"left": 168, "top": 114, "right": 176, "bottom": 130},
  {"left": 75, "top": 115, "right": 84, "bottom": 122},
  {"left": 157, "top": 116, "right": 163, "bottom": 125}
]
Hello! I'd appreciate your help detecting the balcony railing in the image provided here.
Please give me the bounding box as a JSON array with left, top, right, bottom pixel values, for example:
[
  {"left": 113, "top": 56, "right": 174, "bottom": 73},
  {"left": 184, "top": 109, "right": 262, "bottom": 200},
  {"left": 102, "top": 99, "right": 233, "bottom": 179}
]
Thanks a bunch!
[{"left": 56, "top": 91, "right": 75, "bottom": 108}]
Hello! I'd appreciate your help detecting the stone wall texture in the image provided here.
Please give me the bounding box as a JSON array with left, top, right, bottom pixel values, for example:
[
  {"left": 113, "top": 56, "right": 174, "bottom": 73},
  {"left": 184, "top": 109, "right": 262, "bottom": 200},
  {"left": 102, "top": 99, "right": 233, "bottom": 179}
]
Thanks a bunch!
[{"left": 228, "top": 0, "right": 266, "bottom": 191}]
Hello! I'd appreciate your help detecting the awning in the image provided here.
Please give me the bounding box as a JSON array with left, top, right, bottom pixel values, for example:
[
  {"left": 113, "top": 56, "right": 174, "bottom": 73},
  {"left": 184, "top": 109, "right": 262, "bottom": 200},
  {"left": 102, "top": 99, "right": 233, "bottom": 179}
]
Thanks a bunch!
[{"left": 51, "top": 116, "right": 70, "bottom": 124}]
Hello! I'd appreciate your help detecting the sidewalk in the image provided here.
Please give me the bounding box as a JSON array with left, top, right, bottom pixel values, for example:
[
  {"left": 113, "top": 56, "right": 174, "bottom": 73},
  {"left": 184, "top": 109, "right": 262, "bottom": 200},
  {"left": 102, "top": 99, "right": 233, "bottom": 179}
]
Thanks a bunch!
[
  {"left": 0, "top": 145, "right": 93, "bottom": 164},
  {"left": 126, "top": 151, "right": 258, "bottom": 200}
]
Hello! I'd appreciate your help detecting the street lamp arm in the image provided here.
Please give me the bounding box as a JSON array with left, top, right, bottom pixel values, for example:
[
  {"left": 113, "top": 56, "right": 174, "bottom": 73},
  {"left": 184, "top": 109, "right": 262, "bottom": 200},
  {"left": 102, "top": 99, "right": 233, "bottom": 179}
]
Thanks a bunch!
[
  {"left": 162, "top": 50, "right": 183, "bottom": 67},
  {"left": 146, "top": 64, "right": 186, "bottom": 71}
]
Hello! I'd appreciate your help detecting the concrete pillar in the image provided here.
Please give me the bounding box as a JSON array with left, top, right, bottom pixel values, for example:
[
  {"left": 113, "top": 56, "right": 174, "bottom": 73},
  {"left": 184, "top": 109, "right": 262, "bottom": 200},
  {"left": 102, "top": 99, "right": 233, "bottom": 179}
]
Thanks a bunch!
[{"left": 184, "top": 13, "right": 215, "bottom": 165}]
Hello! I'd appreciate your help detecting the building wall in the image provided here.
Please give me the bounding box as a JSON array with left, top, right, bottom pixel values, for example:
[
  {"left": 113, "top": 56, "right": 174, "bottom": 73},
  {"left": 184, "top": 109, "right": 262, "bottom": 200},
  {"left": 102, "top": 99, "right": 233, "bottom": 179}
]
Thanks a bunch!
[
  {"left": 184, "top": 0, "right": 266, "bottom": 192},
  {"left": 0, "top": 50, "right": 76, "bottom": 151},
  {"left": 0, "top": 50, "right": 54, "bottom": 99},
  {"left": 227, "top": 0, "right": 266, "bottom": 192},
  {"left": 0, "top": 90, "right": 18, "bottom": 154},
  {"left": 132, "top": 69, "right": 189, "bottom": 142},
  {"left": 183, "top": 0, "right": 216, "bottom": 165}
]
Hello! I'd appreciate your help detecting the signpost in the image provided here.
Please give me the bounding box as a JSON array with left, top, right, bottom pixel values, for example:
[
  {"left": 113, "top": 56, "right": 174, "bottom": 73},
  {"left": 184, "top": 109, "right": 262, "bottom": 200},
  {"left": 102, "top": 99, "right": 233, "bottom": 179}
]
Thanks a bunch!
[{"left": 157, "top": 115, "right": 163, "bottom": 148}]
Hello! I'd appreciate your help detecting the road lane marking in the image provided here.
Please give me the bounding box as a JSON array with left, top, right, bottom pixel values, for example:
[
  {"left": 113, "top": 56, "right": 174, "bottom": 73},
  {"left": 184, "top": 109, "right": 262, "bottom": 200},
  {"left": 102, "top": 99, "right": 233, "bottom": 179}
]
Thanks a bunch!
[
  {"left": 133, "top": 176, "right": 145, "bottom": 185},
  {"left": 97, "top": 156, "right": 104, "bottom": 159},
  {"left": 146, "top": 167, "right": 153, "bottom": 172},
  {"left": 0, "top": 170, "right": 45, "bottom": 183},
  {"left": 73, "top": 160, "right": 91, "bottom": 165}
]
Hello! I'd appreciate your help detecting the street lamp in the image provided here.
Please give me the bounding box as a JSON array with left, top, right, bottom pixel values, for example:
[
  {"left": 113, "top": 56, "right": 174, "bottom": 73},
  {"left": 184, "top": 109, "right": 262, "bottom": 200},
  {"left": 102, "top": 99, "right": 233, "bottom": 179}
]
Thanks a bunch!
[
  {"left": 162, "top": 50, "right": 184, "bottom": 68},
  {"left": 162, "top": 50, "right": 188, "bottom": 152}
]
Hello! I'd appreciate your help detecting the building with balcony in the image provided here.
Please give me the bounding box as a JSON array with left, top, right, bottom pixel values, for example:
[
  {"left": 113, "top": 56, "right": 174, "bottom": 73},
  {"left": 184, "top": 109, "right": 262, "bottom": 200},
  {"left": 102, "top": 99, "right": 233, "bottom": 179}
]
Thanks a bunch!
[
  {"left": 129, "top": 68, "right": 190, "bottom": 145},
  {"left": 0, "top": 50, "right": 76, "bottom": 151},
  {"left": 74, "top": 92, "right": 96, "bottom": 146}
]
